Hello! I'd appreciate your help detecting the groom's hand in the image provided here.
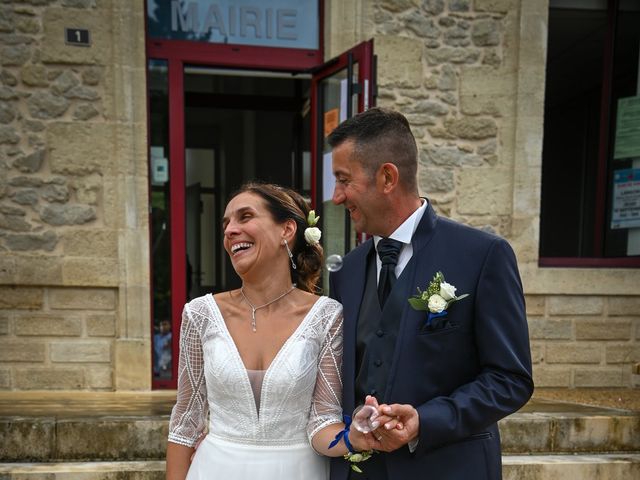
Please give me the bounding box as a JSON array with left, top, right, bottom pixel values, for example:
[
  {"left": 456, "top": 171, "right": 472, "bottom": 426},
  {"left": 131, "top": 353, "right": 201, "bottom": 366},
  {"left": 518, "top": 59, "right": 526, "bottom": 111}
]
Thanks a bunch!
[{"left": 368, "top": 403, "right": 419, "bottom": 452}]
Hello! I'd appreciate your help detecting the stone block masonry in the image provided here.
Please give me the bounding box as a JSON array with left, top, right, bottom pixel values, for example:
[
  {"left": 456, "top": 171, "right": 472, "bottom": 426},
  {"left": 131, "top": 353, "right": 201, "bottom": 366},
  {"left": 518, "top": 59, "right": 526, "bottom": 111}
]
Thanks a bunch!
[
  {"left": 529, "top": 295, "right": 640, "bottom": 388},
  {"left": 0, "top": 0, "right": 150, "bottom": 391},
  {"left": 0, "top": 286, "right": 117, "bottom": 390}
]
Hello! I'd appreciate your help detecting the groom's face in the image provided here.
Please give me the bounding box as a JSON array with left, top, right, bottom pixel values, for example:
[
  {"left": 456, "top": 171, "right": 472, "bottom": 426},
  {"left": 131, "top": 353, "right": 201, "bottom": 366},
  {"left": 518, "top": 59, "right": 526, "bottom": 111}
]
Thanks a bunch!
[{"left": 332, "top": 140, "right": 385, "bottom": 235}]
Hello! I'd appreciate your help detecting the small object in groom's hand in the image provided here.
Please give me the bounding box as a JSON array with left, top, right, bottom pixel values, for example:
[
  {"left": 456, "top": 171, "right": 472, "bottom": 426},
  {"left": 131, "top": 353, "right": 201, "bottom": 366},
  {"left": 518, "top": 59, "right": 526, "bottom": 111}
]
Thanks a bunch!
[{"left": 352, "top": 404, "right": 380, "bottom": 433}]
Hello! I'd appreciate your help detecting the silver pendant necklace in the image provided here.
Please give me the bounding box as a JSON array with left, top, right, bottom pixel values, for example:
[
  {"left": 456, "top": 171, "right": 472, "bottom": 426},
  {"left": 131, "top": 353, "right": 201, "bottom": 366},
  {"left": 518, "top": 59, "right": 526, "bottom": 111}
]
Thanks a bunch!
[{"left": 240, "top": 285, "right": 295, "bottom": 332}]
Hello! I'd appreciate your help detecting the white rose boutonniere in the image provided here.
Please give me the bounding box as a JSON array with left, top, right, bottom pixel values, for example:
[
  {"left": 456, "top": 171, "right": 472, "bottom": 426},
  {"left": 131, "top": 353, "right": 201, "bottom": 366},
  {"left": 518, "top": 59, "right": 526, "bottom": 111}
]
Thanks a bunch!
[
  {"left": 427, "top": 294, "right": 447, "bottom": 313},
  {"left": 408, "top": 272, "right": 469, "bottom": 328},
  {"left": 439, "top": 281, "right": 457, "bottom": 301}
]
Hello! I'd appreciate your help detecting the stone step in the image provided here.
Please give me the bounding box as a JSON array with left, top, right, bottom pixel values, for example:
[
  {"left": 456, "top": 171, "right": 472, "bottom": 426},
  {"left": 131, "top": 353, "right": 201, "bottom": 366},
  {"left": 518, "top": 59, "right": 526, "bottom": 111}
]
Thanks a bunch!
[
  {"left": 1, "top": 455, "right": 639, "bottom": 480},
  {"left": 499, "top": 406, "right": 640, "bottom": 454},
  {"left": 2, "top": 409, "right": 638, "bottom": 462},
  {"left": 0, "top": 415, "right": 169, "bottom": 462},
  {"left": 503, "top": 454, "right": 640, "bottom": 480},
  {"left": 0, "top": 461, "right": 165, "bottom": 479},
  {"left": 1, "top": 393, "right": 638, "bottom": 462}
]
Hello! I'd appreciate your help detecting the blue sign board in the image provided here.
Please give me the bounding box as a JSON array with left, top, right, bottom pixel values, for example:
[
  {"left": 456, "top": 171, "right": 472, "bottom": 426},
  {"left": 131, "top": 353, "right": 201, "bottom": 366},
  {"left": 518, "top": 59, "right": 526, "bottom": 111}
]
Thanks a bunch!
[{"left": 147, "top": 0, "right": 319, "bottom": 50}]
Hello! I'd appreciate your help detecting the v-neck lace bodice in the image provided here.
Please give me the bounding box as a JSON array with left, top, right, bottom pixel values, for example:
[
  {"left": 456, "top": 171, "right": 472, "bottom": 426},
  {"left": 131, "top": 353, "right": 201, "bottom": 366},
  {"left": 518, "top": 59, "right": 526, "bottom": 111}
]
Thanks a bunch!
[{"left": 168, "top": 294, "right": 344, "bottom": 448}]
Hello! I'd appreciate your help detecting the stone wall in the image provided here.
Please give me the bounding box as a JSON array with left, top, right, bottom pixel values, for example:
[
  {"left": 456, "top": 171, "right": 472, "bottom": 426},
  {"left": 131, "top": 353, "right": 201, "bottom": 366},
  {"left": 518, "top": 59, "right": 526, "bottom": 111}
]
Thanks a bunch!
[
  {"left": 0, "top": 0, "right": 149, "bottom": 390},
  {"left": 528, "top": 295, "right": 640, "bottom": 388},
  {"left": 327, "top": 0, "right": 640, "bottom": 388},
  {"left": 0, "top": 0, "right": 637, "bottom": 392},
  {"left": 0, "top": 286, "right": 116, "bottom": 389}
]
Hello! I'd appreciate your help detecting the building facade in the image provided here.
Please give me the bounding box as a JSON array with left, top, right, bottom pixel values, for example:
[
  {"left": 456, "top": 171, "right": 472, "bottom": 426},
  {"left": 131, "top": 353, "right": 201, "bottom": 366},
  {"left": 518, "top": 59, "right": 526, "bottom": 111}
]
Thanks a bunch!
[{"left": 0, "top": 0, "right": 638, "bottom": 392}]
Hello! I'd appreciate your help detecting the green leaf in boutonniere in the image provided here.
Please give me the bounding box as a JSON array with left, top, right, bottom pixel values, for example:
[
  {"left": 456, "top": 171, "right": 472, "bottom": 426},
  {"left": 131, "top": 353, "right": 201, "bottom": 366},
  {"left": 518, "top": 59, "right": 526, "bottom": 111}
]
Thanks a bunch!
[{"left": 408, "top": 294, "right": 429, "bottom": 311}]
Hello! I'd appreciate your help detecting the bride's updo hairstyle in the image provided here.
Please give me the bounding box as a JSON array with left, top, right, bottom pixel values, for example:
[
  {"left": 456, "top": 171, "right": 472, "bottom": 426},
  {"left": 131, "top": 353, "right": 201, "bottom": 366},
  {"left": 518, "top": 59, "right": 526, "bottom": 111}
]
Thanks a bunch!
[{"left": 229, "top": 182, "right": 323, "bottom": 293}]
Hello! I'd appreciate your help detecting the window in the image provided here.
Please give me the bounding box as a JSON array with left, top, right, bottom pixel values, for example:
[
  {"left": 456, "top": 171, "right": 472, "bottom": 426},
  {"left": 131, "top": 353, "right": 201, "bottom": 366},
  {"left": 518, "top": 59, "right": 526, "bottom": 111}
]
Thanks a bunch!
[{"left": 540, "top": 0, "right": 640, "bottom": 267}]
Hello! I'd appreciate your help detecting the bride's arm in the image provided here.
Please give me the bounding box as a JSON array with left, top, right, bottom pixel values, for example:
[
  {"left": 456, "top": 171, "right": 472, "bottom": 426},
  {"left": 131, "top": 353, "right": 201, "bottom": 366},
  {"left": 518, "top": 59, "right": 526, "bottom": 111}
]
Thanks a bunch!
[
  {"left": 166, "top": 443, "right": 194, "bottom": 480},
  {"left": 307, "top": 301, "right": 370, "bottom": 456},
  {"left": 166, "top": 303, "right": 209, "bottom": 478},
  {"left": 311, "top": 421, "right": 370, "bottom": 456}
]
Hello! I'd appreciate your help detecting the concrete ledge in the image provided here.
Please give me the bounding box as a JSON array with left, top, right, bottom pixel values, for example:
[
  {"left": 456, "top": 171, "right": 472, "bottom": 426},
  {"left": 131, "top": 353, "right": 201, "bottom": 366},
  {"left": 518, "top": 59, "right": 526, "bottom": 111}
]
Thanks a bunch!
[
  {"left": 1, "top": 456, "right": 639, "bottom": 480},
  {"left": 0, "top": 461, "right": 165, "bottom": 479},
  {"left": 500, "top": 410, "right": 640, "bottom": 453},
  {"left": 0, "top": 416, "right": 169, "bottom": 462},
  {"left": 504, "top": 454, "right": 640, "bottom": 480},
  {"left": 1, "top": 393, "right": 638, "bottom": 462}
]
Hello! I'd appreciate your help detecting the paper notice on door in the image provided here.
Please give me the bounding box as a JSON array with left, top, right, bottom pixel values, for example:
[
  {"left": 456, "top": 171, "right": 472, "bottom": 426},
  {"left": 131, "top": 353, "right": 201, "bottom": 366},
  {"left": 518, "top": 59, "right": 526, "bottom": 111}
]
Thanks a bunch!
[
  {"left": 324, "top": 108, "right": 339, "bottom": 137},
  {"left": 614, "top": 96, "right": 640, "bottom": 160}
]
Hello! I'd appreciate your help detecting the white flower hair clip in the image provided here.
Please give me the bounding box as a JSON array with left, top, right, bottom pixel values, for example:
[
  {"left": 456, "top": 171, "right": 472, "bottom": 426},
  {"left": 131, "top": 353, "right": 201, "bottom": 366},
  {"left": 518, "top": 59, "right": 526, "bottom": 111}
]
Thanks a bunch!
[{"left": 304, "top": 210, "right": 322, "bottom": 245}]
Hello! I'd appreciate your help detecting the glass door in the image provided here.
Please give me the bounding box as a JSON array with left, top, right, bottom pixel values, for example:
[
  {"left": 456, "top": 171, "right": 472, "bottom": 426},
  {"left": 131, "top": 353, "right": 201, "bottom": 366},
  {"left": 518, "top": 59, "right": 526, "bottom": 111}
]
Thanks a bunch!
[{"left": 310, "top": 40, "right": 375, "bottom": 292}]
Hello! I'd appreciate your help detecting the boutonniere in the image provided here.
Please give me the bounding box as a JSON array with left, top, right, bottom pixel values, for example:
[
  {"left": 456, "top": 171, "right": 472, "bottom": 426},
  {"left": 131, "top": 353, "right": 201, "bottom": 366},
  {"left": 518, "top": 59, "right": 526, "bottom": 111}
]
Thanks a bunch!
[{"left": 408, "top": 271, "right": 469, "bottom": 328}]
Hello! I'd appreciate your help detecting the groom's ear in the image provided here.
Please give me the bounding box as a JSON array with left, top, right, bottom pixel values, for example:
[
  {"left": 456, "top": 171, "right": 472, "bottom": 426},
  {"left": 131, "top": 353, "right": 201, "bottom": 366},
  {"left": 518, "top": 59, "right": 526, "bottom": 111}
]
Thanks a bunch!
[{"left": 379, "top": 163, "right": 399, "bottom": 193}]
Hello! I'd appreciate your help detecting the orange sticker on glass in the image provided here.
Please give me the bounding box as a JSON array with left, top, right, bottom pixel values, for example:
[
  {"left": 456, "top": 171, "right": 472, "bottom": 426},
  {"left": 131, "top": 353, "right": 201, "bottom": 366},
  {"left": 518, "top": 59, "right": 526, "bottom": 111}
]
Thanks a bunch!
[{"left": 324, "top": 108, "right": 339, "bottom": 137}]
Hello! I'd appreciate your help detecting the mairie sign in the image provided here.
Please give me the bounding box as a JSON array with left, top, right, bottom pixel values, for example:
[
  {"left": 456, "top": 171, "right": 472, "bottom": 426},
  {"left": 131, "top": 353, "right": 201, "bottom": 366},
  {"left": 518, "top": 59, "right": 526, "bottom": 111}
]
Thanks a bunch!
[{"left": 147, "top": 0, "right": 319, "bottom": 50}]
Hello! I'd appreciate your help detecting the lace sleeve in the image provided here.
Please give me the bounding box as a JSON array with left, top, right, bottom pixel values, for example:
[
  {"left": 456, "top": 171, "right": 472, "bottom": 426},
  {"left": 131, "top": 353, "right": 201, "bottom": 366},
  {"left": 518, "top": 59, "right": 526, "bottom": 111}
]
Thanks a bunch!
[
  {"left": 168, "top": 302, "right": 208, "bottom": 447},
  {"left": 307, "top": 300, "right": 344, "bottom": 442}
]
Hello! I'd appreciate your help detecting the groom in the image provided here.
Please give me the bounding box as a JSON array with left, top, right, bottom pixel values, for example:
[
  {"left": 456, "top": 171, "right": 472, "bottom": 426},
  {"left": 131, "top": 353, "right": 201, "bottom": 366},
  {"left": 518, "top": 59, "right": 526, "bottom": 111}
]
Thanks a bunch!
[{"left": 328, "top": 108, "right": 533, "bottom": 480}]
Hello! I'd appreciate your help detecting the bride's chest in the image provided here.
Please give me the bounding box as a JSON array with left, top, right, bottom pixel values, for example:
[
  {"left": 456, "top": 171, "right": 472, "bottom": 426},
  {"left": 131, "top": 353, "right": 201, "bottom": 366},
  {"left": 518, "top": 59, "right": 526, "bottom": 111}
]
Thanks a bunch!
[{"left": 201, "top": 326, "right": 324, "bottom": 392}]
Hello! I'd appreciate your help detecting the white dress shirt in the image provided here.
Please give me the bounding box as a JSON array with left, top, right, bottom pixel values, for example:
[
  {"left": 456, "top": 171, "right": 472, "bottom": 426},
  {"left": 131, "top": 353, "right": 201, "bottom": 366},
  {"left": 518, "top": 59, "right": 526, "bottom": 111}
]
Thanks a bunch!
[{"left": 373, "top": 199, "right": 428, "bottom": 283}]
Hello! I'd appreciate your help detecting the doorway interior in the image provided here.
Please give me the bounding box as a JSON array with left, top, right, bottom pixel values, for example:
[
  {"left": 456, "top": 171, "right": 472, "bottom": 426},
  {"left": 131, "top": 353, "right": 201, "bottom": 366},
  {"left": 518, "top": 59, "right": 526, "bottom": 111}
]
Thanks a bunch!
[{"left": 183, "top": 68, "right": 312, "bottom": 299}]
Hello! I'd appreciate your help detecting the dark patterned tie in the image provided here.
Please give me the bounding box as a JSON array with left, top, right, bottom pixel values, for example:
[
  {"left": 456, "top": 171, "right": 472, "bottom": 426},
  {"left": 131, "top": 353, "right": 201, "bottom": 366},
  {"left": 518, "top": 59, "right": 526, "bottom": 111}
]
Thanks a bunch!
[{"left": 377, "top": 238, "right": 403, "bottom": 308}]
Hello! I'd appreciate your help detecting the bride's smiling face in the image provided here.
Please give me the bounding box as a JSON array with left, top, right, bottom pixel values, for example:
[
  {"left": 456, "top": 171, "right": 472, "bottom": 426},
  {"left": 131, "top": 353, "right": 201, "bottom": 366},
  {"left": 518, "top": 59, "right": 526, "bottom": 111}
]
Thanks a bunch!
[{"left": 222, "top": 192, "right": 287, "bottom": 276}]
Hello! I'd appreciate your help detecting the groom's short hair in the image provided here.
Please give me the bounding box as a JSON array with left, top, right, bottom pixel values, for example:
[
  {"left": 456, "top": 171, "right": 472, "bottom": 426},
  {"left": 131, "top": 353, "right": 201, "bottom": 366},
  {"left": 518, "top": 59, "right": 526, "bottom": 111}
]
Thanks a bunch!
[{"left": 327, "top": 107, "right": 418, "bottom": 193}]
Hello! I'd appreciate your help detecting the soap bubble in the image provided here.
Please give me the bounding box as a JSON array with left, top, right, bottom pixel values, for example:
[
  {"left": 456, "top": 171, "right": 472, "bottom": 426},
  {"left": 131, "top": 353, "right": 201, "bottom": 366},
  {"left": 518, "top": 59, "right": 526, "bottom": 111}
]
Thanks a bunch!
[
  {"left": 352, "top": 404, "right": 380, "bottom": 433},
  {"left": 325, "top": 254, "right": 343, "bottom": 272}
]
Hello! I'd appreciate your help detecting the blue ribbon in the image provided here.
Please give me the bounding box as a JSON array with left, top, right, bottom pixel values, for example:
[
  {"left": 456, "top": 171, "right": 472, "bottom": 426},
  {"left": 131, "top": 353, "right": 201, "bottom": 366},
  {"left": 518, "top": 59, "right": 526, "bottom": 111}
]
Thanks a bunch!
[
  {"left": 426, "top": 310, "right": 447, "bottom": 328},
  {"left": 328, "top": 414, "right": 355, "bottom": 453}
]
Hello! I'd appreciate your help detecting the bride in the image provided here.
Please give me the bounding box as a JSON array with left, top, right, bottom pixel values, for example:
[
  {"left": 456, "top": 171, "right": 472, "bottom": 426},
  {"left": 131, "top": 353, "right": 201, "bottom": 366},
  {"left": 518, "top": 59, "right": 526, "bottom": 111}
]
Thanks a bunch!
[{"left": 166, "top": 183, "right": 370, "bottom": 479}]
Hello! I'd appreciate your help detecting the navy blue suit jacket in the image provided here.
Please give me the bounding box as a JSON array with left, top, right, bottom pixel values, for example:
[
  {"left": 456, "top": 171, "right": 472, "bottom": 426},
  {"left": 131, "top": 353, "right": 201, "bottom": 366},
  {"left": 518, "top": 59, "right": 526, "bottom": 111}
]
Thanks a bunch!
[{"left": 329, "top": 203, "right": 533, "bottom": 480}]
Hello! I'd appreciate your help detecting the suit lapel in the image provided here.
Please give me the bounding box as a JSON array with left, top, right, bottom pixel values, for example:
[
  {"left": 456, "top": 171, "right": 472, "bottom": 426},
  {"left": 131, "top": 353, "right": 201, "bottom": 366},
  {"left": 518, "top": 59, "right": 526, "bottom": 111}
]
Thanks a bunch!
[{"left": 381, "top": 203, "right": 438, "bottom": 400}]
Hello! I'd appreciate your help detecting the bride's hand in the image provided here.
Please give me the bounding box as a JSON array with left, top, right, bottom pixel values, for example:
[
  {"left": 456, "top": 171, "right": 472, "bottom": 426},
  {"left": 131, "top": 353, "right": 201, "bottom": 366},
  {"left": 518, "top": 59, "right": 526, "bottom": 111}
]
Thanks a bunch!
[{"left": 348, "top": 426, "right": 378, "bottom": 452}]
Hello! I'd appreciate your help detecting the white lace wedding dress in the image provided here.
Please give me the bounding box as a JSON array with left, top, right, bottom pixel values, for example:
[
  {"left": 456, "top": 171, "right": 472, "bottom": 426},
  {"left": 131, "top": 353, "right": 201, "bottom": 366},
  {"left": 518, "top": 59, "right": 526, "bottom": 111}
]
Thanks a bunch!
[{"left": 168, "top": 294, "right": 344, "bottom": 479}]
